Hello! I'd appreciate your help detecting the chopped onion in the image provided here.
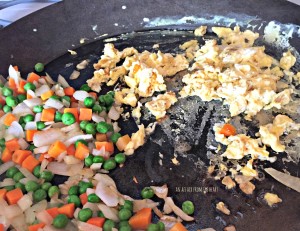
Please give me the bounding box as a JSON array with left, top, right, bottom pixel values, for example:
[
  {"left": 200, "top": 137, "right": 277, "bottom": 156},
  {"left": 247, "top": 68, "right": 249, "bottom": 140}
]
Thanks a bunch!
[
  {"left": 0, "top": 161, "right": 14, "bottom": 175},
  {"left": 61, "top": 123, "right": 80, "bottom": 133},
  {"left": 10, "top": 213, "right": 27, "bottom": 231},
  {"left": 64, "top": 134, "right": 93, "bottom": 147},
  {"left": 77, "top": 221, "right": 102, "bottom": 231},
  {"left": 6, "top": 121, "right": 25, "bottom": 138},
  {"left": 113, "top": 122, "right": 121, "bottom": 133},
  {"left": 92, "top": 113, "right": 105, "bottom": 123},
  {"left": 23, "top": 98, "right": 42, "bottom": 108},
  {"left": 70, "top": 70, "right": 80, "bottom": 80},
  {"left": 151, "top": 185, "right": 168, "bottom": 199},
  {"left": 35, "top": 112, "right": 42, "bottom": 122},
  {"left": 36, "top": 210, "right": 53, "bottom": 225},
  {"left": 47, "top": 162, "right": 84, "bottom": 176},
  {"left": 92, "top": 147, "right": 105, "bottom": 156},
  {"left": 35, "top": 85, "right": 50, "bottom": 96},
  {"left": 108, "top": 106, "right": 121, "bottom": 120},
  {"left": 8, "top": 65, "right": 20, "bottom": 86},
  {"left": 133, "top": 199, "right": 159, "bottom": 212},
  {"left": 34, "top": 145, "right": 50, "bottom": 154},
  {"left": 25, "top": 121, "right": 37, "bottom": 131},
  {"left": 90, "top": 163, "right": 102, "bottom": 170},
  {"left": 83, "top": 202, "right": 98, "bottom": 212},
  {"left": 43, "top": 225, "right": 62, "bottom": 231},
  {"left": 41, "top": 159, "right": 49, "bottom": 172},
  {"left": 17, "top": 194, "right": 33, "bottom": 211},
  {"left": 58, "top": 74, "right": 70, "bottom": 88},
  {"left": 76, "top": 60, "right": 89, "bottom": 70},
  {"left": 86, "top": 188, "right": 96, "bottom": 196},
  {"left": 27, "top": 89, "right": 36, "bottom": 99},
  {"left": 45, "top": 73, "right": 56, "bottom": 85},
  {"left": 74, "top": 208, "right": 81, "bottom": 219},
  {"left": 97, "top": 204, "right": 119, "bottom": 222},
  {"left": 44, "top": 98, "right": 64, "bottom": 110},
  {"left": 33, "top": 128, "right": 66, "bottom": 147},
  {"left": 5, "top": 204, "right": 23, "bottom": 219},
  {"left": 57, "top": 151, "right": 67, "bottom": 162},
  {"left": 95, "top": 174, "right": 119, "bottom": 207},
  {"left": 25, "top": 207, "right": 35, "bottom": 224},
  {"left": 31, "top": 199, "right": 47, "bottom": 212},
  {"left": 0, "top": 178, "right": 15, "bottom": 187},
  {"left": 164, "top": 197, "right": 194, "bottom": 221},
  {"left": 13, "top": 102, "right": 33, "bottom": 116},
  {"left": 18, "top": 138, "right": 29, "bottom": 150},
  {"left": 17, "top": 166, "right": 39, "bottom": 181},
  {"left": 64, "top": 155, "right": 81, "bottom": 165},
  {"left": 73, "top": 90, "right": 90, "bottom": 101}
]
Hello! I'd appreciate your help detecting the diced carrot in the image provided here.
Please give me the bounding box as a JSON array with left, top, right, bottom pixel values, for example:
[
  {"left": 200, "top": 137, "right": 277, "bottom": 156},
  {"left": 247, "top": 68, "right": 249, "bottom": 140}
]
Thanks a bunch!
[
  {"left": 1, "top": 148, "right": 13, "bottom": 163},
  {"left": 57, "top": 203, "right": 75, "bottom": 218},
  {"left": 22, "top": 155, "right": 40, "bottom": 172},
  {"left": 64, "top": 87, "right": 75, "bottom": 96},
  {"left": 6, "top": 188, "right": 23, "bottom": 205},
  {"left": 116, "top": 135, "right": 131, "bottom": 151},
  {"left": 66, "top": 144, "right": 76, "bottom": 156},
  {"left": 96, "top": 133, "right": 107, "bottom": 142},
  {"left": 89, "top": 92, "right": 97, "bottom": 99},
  {"left": 27, "top": 72, "right": 40, "bottom": 83},
  {"left": 26, "top": 130, "right": 38, "bottom": 142},
  {"left": 0, "top": 224, "right": 4, "bottom": 231},
  {"left": 27, "top": 92, "right": 34, "bottom": 99},
  {"left": 219, "top": 124, "right": 236, "bottom": 137},
  {"left": 0, "top": 189, "right": 7, "bottom": 200},
  {"left": 169, "top": 223, "right": 188, "bottom": 231},
  {"left": 79, "top": 193, "right": 88, "bottom": 205},
  {"left": 64, "top": 108, "right": 79, "bottom": 122},
  {"left": 5, "top": 138, "right": 20, "bottom": 152},
  {"left": 46, "top": 207, "right": 60, "bottom": 218},
  {"left": 79, "top": 108, "right": 92, "bottom": 121},
  {"left": 41, "top": 90, "right": 54, "bottom": 101},
  {"left": 17, "top": 80, "right": 27, "bottom": 94},
  {"left": 12, "top": 150, "right": 32, "bottom": 165},
  {"left": 38, "top": 153, "right": 54, "bottom": 162},
  {"left": 75, "top": 142, "right": 89, "bottom": 160},
  {"left": 4, "top": 113, "right": 17, "bottom": 126},
  {"left": 87, "top": 217, "right": 105, "bottom": 227},
  {"left": 41, "top": 108, "right": 56, "bottom": 122},
  {"left": 8, "top": 78, "right": 17, "bottom": 90},
  {"left": 128, "top": 207, "right": 152, "bottom": 230},
  {"left": 95, "top": 141, "right": 114, "bottom": 153},
  {"left": 48, "top": 141, "right": 67, "bottom": 158},
  {"left": 28, "top": 223, "right": 46, "bottom": 231}
]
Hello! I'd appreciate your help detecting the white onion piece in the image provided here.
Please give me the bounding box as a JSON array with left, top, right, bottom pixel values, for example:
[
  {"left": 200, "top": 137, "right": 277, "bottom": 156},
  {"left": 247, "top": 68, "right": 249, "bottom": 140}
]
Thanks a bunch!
[
  {"left": 58, "top": 74, "right": 70, "bottom": 88},
  {"left": 33, "top": 128, "right": 65, "bottom": 147},
  {"left": 23, "top": 98, "right": 42, "bottom": 108},
  {"left": 90, "top": 163, "right": 102, "bottom": 170},
  {"left": 151, "top": 184, "right": 168, "bottom": 199},
  {"left": 13, "top": 102, "right": 33, "bottom": 116},
  {"left": 7, "top": 121, "right": 25, "bottom": 138},
  {"left": 163, "top": 202, "right": 173, "bottom": 214},
  {"left": 35, "top": 85, "right": 50, "bottom": 96},
  {"left": 133, "top": 199, "right": 159, "bottom": 212},
  {"left": 10, "top": 213, "right": 27, "bottom": 231},
  {"left": 27, "top": 89, "right": 36, "bottom": 98},
  {"left": 45, "top": 98, "right": 64, "bottom": 110},
  {"left": 36, "top": 210, "right": 53, "bottom": 225},
  {"left": 108, "top": 106, "right": 120, "bottom": 120},
  {"left": 164, "top": 197, "right": 194, "bottom": 221},
  {"left": 17, "top": 166, "right": 38, "bottom": 181},
  {"left": 43, "top": 225, "right": 62, "bottom": 231},
  {"left": 61, "top": 123, "right": 80, "bottom": 133},
  {"left": 64, "top": 155, "right": 81, "bottom": 165},
  {"left": 200, "top": 228, "right": 217, "bottom": 231},
  {"left": 0, "top": 178, "right": 15, "bottom": 187},
  {"left": 25, "top": 121, "right": 37, "bottom": 131},
  {"left": 83, "top": 202, "right": 98, "bottom": 212},
  {"left": 8, "top": 65, "right": 20, "bottom": 86},
  {"left": 97, "top": 204, "right": 119, "bottom": 222},
  {"left": 41, "top": 159, "right": 49, "bottom": 172},
  {"left": 17, "top": 194, "right": 33, "bottom": 211},
  {"left": 38, "top": 78, "right": 47, "bottom": 85},
  {"left": 0, "top": 213, "right": 10, "bottom": 230},
  {"left": 113, "top": 122, "right": 121, "bottom": 133},
  {"left": 34, "top": 145, "right": 50, "bottom": 154},
  {"left": 95, "top": 174, "right": 119, "bottom": 207},
  {"left": 64, "top": 134, "right": 93, "bottom": 147},
  {"left": 57, "top": 151, "right": 67, "bottom": 162},
  {"left": 92, "top": 113, "right": 105, "bottom": 123},
  {"left": 25, "top": 207, "right": 35, "bottom": 224},
  {"left": 5, "top": 204, "right": 23, "bottom": 219},
  {"left": 35, "top": 112, "right": 42, "bottom": 122},
  {"left": 73, "top": 90, "right": 90, "bottom": 101},
  {"left": 86, "top": 188, "right": 96, "bottom": 196},
  {"left": 45, "top": 73, "right": 56, "bottom": 85},
  {"left": 74, "top": 208, "right": 81, "bottom": 219},
  {"left": 70, "top": 70, "right": 80, "bottom": 80},
  {"left": 18, "top": 138, "right": 29, "bottom": 150},
  {"left": 92, "top": 147, "right": 105, "bottom": 156},
  {"left": 76, "top": 60, "right": 89, "bottom": 70},
  {"left": 77, "top": 221, "right": 102, "bottom": 231},
  {"left": 47, "top": 162, "right": 84, "bottom": 176},
  {"left": 31, "top": 199, "right": 47, "bottom": 212}
]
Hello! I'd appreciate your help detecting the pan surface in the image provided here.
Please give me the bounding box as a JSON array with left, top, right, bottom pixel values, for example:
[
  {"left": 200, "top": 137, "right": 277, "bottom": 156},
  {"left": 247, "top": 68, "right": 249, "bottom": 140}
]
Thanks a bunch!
[{"left": 0, "top": 1, "right": 300, "bottom": 230}]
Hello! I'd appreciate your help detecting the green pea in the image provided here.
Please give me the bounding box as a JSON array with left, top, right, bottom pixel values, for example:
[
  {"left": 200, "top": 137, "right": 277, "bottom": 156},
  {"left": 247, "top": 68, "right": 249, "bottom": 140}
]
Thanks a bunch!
[
  {"left": 35, "top": 62, "right": 44, "bottom": 72},
  {"left": 15, "top": 182, "right": 26, "bottom": 193},
  {"left": 52, "top": 214, "right": 69, "bottom": 229},
  {"left": 93, "top": 156, "right": 105, "bottom": 164},
  {"left": 6, "top": 166, "right": 19, "bottom": 178},
  {"left": 68, "top": 185, "right": 79, "bottom": 195},
  {"left": 79, "top": 182, "right": 93, "bottom": 194},
  {"left": 122, "top": 200, "right": 133, "bottom": 211},
  {"left": 103, "top": 219, "right": 115, "bottom": 231},
  {"left": 92, "top": 104, "right": 103, "bottom": 113},
  {"left": 37, "top": 121, "right": 46, "bottom": 130},
  {"left": 24, "top": 82, "right": 36, "bottom": 92},
  {"left": 67, "top": 195, "right": 81, "bottom": 207},
  {"left": 80, "top": 84, "right": 91, "bottom": 92},
  {"left": 103, "top": 158, "right": 116, "bottom": 171},
  {"left": 25, "top": 180, "right": 40, "bottom": 192},
  {"left": 182, "top": 200, "right": 194, "bottom": 215},
  {"left": 33, "top": 105, "right": 43, "bottom": 113},
  {"left": 84, "top": 155, "right": 93, "bottom": 167},
  {"left": 115, "top": 153, "right": 126, "bottom": 164},
  {"left": 41, "top": 182, "right": 52, "bottom": 191},
  {"left": 3, "top": 105, "right": 12, "bottom": 113},
  {"left": 108, "top": 91, "right": 115, "bottom": 97},
  {"left": 78, "top": 208, "right": 93, "bottom": 222},
  {"left": 119, "top": 226, "right": 132, "bottom": 231},
  {"left": 75, "top": 139, "right": 88, "bottom": 149},
  {"left": 141, "top": 187, "right": 154, "bottom": 199},
  {"left": 23, "top": 114, "right": 35, "bottom": 123},
  {"left": 4, "top": 185, "right": 15, "bottom": 191},
  {"left": 85, "top": 123, "right": 96, "bottom": 135},
  {"left": 84, "top": 97, "right": 95, "bottom": 108},
  {"left": 107, "top": 123, "right": 113, "bottom": 132},
  {"left": 17, "top": 94, "right": 26, "bottom": 103},
  {"left": 0, "top": 138, "right": 5, "bottom": 149},
  {"left": 147, "top": 224, "right": 160, "bottom": 231},
  {"left": 40, "top": 171, "right": 54, "bottom": 182},
  {"left": 96, "top": 121, "right": 110, "bottom": 134},
  {"left": 80, "top": 120, "right": 89, "bottom": 131},
  {"left": 13, "top": 171, "right": 25, "bottom": 182},
  {"left": 62, "top": 96, "right": 71, "bottom": 103},
  {"left": 2, "top": 86, "right": 13, "bottom": 96},
  {"left": 50, "top": 95, "right": 60, "bottom": 101},
  {"left": 32, "top": 165, "right": 41, "bottom": 178},
  {"left": 27, "top": 144, "right": 36, "bottom": 152},
  {"left": 97, "top": 211, "right": 105, "bottom": 217},
  {"left": 118, "top": 208, "right": 132, "bottom": 221},
  {"left": 33, "top": 189, "right": 47, "bottom": 202},
  {"left": 119, "top": 221, "right": 130, "bottom": 227},
  {"left": 88, "top": 193, "right": 101, "bottom": 203},
  {"left": 5, "top": 95, "right": 18, "bottom": 107},
  {"left": 48, "top": 186, "right": 60, "bottom": 198},
  {"left": 103, "top": 94, "right": 114, "bottom": 106},
  {"left": 110, "top": 132, "right": 121, "bottom": 143},
  {"left": 62, "top": 112, "right": 76, "bottom": 125},
  {"left": 157, "top": 221, "right": 165, "bottom": 231},
  {"left": 54, "top": 111, "right": 63, "bottom": 122}
]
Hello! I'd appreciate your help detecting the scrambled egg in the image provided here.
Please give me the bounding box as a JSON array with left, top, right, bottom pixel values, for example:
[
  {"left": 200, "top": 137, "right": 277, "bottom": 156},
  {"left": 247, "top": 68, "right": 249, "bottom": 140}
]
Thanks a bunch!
[
  {"left": 280, "top": 50, "right": 296, "bottom": 70},
  {"left": 124, "top": 124, "right": 145, "bottom": 155},
  {"left": 145, "top": 92, "right": 178, "bottom": 119},
  {"left": 239, "top": 181, "right": 255, "bottom": 195},
  {"left": 194, "top": 26, "right": 207, "bottom": 37},
  {"left": 221, "top": 176, "right": 236, "bottom": 189},
  {"left": 264, "top": 192, "right": 282, "bottom": 206},
  {"left": 216, "top": 201, "right": 230, "bottom": 215}
]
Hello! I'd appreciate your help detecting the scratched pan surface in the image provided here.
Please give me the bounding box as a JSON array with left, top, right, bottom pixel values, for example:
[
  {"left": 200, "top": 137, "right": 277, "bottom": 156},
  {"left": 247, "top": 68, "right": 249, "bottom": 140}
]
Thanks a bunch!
[{"left": 0, "top": 0, "right": 300, "bottom": 230}]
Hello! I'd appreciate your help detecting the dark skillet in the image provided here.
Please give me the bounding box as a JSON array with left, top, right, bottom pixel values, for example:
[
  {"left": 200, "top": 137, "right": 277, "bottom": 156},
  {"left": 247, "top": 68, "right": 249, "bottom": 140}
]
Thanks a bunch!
[{"left": 0, "top": 1, "right": 300, "bottom": 230}]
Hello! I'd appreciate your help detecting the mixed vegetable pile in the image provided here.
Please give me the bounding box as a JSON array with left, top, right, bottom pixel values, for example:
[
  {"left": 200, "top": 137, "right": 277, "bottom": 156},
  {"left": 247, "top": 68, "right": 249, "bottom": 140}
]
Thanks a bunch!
[{"left": 0, "top": 64, "right": 194, "bottom": 231}]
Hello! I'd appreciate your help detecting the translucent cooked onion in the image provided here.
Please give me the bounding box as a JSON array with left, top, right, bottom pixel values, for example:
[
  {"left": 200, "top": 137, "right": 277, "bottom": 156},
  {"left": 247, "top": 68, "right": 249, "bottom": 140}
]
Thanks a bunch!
[
  {"left": 36, "top": 210, "right": 53, "bottom": 225},
  {"left": 58, "top": 74, "right": 70, "bottom": 88},
  {"left": 35, "top": 85, "right": 50, "bottom": 96},
  {"left": 25, "top": 121, "right": 37, "bottom": 131},
  {"left": 17, "top": 166, "right": 39, "bottom": 181},
  {"left": 0, "top": 161, "right": 14, "bottom": 175},
  {"left": 7, "top": 121, "right": 25, "bottom": 138},
  {"left": 151, "top": 184, "right": 168, "bottom": 199},
  {"left": 77, "top": 221, "right": 103, "bottom": 231},
  {"left": 5, "top": 204, "right": 23, "bottom": 219},
  {"left": 64, "top": 134, "right": 93, "bottom": 147},
  {"left": 18, "top": 138, "right": 29, "bottom": 150},
  {"left": 0, "top": 178, "right": 15, "bottom": 187},
  {"left": 108, "top": 106, "right": 121, "bottom": 120},
  {"left": 47, "top": 162, "right": 84, "bottom": 176},
  {"left": 73, "top": 90, "right": 90, "bottom": 101},
  {"left": 45, "top": 73, "right": 56, "bottom": 85},
  {"left": 97, "top": 204, "right": 119, "bottom": 222},
  {"left": 133, "top": 199, "right": 159, "bottom": 212},
  {"left": 33, "top": 128, "right": 66, "bottom": 147},
  {"left": 70, "top": 70, "right": 81, "bottom": 80},
  {"left": 17, "top": 194, "right": 33, "bottom": 211},
  {"left": 23, "top": 98, "right": 42, "bottom": 108},
  {"left": 64, "top": 155, "right": 81, "bottom": 165},
  {"left": 92, "top": 113, "right": 105, "bottom": 123},
  {"left": 44, "top": 98, "right": 64, "bottom": 110},
  {"left": 164, "top": 197, "right": 194, "bottom": 221},
  {"left": 34, "top": 145, "right": 50, "bottom": 154},
  {"left": 8, "top": 65, "right": 20, "bottom": 86}
]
